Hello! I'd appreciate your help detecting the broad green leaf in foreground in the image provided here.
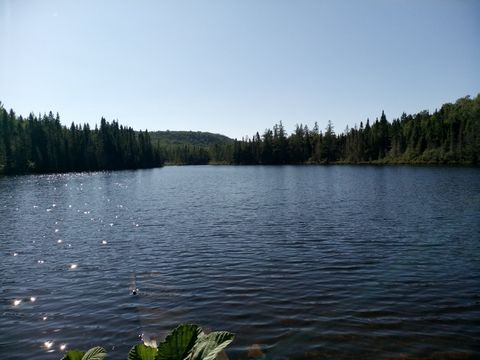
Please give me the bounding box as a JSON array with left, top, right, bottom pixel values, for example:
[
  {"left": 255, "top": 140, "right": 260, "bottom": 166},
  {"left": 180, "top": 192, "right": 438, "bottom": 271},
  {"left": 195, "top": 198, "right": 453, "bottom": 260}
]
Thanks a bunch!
[
  {"left": 61, "top": 350, "right": 85, "bottom": 360},
  {"left": 156, "top": 324, "right": 201, "bottom": 360},
  {"left": 81, "top": 346, "right": 107, "bottom": 360},
  {"left": 128, "top": 344, "right": 158, "bottom": 360},
  {"left": 190, "top": 331, "right": 235, "bottom": 360}
]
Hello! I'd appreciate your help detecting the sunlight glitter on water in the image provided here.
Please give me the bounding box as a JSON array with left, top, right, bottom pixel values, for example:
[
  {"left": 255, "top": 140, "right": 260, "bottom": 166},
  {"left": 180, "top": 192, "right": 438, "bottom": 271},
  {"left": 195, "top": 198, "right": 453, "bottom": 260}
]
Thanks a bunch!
[{"left": 1, "top": 167, "right": 479, "bottom": 360}]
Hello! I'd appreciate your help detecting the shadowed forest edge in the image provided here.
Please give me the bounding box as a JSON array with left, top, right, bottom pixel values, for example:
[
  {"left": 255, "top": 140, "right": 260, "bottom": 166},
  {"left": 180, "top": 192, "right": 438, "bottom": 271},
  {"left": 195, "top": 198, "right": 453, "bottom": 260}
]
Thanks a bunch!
[{"left": 0, "top": 94, "right": 478, "bottom": 175}]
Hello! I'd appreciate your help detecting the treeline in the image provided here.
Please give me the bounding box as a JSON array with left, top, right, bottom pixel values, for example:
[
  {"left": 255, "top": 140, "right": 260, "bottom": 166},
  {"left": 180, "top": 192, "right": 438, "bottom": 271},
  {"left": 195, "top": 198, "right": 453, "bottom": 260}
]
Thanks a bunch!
[
  {"left": 0, "top": 106, "right": 163, "bottom": 175},
  {"left": 161, "top": 144, "right": 210, "bottom": 165},
  {"left": 167, "top": 94, "right": 479, "bottom": 165},
  {"left": 150, "top": 130, "right": 232, "bottom": 147},
  {"left": 1, "top": 95, "right": 478, "bottom": 174}
]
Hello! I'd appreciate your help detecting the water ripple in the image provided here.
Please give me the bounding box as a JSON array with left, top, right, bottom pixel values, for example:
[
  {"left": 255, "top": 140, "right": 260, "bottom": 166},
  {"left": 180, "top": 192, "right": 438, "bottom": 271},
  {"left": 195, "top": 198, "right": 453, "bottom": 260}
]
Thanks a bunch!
[{"left": 0, "top": 166, "right": 479, "bottom": 359}]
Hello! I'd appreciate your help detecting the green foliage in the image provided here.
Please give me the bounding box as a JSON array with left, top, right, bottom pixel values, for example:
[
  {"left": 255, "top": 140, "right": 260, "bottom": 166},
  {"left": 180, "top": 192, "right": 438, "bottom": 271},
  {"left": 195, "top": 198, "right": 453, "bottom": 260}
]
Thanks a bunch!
[
  {"left": 155, "top": 324, "right": 201, "bottom": 360},
  {"left": 61, "top": 346, "right": 106, "bottom": 360},
  {"left": 1, "top": 94, "right": 478, "bottom": 172},
  {"left": 190, "top": 331, "right": 235, "bottom": 360},
  {"left": 81, "top": 347, "right": 107, "bottom": 360},
  {"left": 149, "top": 131, "right": 232, "bottom": 147},
  {"left": 61, "top": 350, "right": 85, "bottom": 360},
  {"left": 150, "top": 131, "right": 232, "bottom": 165},
  {"left": 223, "top": 94, "right": 480, "bottom": 165},
  {"left": 128, "top": 344, "right": 158, "bottom": 360},
  {"left": 161, "top": 144, "right": 211, "bottom": 165},
  {"left": 0, "top": 106, "right": 164, "bottom": 175},
  {"left": 60, "top": 324, "right": 234, "bottom": 360}
]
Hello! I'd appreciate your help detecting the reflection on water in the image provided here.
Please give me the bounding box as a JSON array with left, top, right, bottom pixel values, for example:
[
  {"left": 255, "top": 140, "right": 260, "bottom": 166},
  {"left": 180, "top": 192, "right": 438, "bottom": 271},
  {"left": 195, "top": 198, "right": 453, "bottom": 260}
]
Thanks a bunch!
[{"left": 0, "top": 166, "right": 479, "bottom": 359}]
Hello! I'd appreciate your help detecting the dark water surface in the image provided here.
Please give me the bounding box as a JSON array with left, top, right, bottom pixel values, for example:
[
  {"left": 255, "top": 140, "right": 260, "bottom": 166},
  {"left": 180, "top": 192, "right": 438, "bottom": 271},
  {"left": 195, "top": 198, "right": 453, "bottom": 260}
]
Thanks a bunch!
[{"left": 1, "top": 166, "right": 479, "bottom": 359}]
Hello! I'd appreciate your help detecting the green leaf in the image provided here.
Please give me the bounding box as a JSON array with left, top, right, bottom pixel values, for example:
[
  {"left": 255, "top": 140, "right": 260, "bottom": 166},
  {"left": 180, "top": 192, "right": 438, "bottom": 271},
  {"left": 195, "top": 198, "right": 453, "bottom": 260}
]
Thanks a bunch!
[
  {"left": 61, "top": 350, "right": 85, "bottom": 360},
  {"left": 155, "top": 324, "right": 201, "bottom": 360},
  {"left": 191, "top": 332, "right": 235, "bottom": 360},
  {"left": 81, "top": 346, "right": 107, "bottom": 360},
  {"left": 128, "top": 344, "right": 158, "bottom": 360}
]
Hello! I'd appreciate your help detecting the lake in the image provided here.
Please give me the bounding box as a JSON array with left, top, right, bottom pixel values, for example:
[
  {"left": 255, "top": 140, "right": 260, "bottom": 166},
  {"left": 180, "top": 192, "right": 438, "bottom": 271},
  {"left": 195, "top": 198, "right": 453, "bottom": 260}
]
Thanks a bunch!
[{"left": 1, "top": 166, "right": 479, "bottom": 359}]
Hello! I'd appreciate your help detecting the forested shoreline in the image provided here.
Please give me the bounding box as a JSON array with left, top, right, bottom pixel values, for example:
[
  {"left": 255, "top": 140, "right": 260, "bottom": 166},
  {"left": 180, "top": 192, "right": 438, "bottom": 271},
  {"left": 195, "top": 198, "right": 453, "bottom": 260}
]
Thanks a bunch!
[
  {"left": 219, "top": 95, "right": 479, "bottom": 166},
  {"left": 0, "top": 107, "right": 163, "bottom": 175},
  {"left": 158, "top": 95, "right": 480, "bottom": 166},
  {"left": 1, "top": 94, "right": 478, "bottom": 175}
]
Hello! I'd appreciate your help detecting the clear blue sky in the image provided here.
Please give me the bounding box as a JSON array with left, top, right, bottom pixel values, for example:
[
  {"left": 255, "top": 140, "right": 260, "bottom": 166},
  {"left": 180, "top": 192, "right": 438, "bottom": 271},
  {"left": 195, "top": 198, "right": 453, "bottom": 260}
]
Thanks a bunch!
[{"left": 1, "top": 0, "right": 479, "bottom": 139}]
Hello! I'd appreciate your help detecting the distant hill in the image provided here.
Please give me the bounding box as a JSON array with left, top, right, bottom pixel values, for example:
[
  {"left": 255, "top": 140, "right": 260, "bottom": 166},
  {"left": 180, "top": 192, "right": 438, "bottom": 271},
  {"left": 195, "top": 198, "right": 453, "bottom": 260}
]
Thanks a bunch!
[{"left": 148, "top": 130, "right": 233, "bottom": 147}]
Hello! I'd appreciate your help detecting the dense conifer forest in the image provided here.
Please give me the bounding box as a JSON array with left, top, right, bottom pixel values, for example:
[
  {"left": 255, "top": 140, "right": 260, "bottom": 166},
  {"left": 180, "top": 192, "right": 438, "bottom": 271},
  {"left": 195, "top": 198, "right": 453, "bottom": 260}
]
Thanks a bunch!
[
  {"left": 150, "top": 130, "right": 232, "bottom": 147},
  {"left": 172, "top": 94, "right": 480, "bottom": 166},
  {"left": 0, "top": 94, "right": 478, "bottom": 174},
  {"left": 150, "top": 130, "right": 232, "bottom": 165},
  {"left": 0, "top": 106, "right": 163, "bottom": 174}
]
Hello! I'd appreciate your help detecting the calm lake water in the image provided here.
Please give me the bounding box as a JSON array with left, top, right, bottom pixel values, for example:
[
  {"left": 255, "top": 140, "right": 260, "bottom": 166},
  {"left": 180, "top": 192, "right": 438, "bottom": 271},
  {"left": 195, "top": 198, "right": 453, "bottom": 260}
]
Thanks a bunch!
[{"left": 1, "top": 166, "right": 479, "bottom": 359}]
